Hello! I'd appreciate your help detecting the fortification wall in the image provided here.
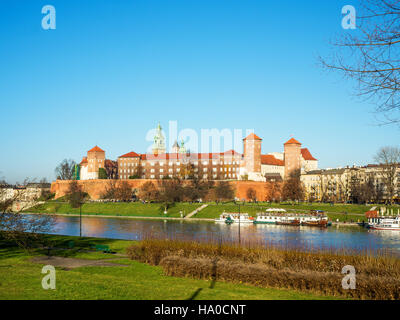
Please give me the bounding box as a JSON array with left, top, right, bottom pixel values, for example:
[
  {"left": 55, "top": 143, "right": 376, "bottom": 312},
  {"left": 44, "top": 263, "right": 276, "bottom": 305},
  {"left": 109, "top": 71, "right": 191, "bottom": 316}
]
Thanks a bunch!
[{"left": 51, "top": 179, "right": 271, "bottom": 201}]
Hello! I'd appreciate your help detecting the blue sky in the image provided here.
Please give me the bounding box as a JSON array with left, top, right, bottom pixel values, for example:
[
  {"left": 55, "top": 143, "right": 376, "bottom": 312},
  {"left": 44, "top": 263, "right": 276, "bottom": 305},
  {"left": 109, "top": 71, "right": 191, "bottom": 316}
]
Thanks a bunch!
[{"left": 0, "top": 0, "right": 398, "bottom": 183}]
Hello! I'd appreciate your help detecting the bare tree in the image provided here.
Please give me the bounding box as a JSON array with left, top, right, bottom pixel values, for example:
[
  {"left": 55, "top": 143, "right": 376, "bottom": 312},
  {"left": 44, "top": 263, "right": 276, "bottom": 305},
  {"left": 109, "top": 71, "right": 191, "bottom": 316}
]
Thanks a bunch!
[
  {"left": 138, "top": 181, "right": 159, "bottom": 202},
  {"left": 246, "top": 187, "right": 257, "bottom": 202},
  {"left": 55, "top": 159, "right": 76, "bottom": 180},
  {"left": 321, "top": 0, "right": 400, "bottom": 124},
  {"left": 100, "top": 180, "right": 133, "bottom": 201},
  {"left": 265, "top": 181, "right": 282, "bottom": 202},
  {"left": 282, "top": 170, "right": 304, "bottom": 202},
  {"left": 213, "top": 181, "right": 235, "bottom": 203},
  {"left": 0, "top": 187, "right": 54, "bottom": 250},
  {"left": 66, "top": 180, "right": 86, "bottom": 208},
  {"left": 374, "top": 146, "right": 400, "bottom": 204}
]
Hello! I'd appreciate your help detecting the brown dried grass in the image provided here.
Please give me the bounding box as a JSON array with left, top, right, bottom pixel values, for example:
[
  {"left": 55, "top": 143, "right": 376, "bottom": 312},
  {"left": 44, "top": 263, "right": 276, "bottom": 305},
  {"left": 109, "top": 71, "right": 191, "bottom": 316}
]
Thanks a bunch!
[{"left": 126, "top": 239, "right": 400, "bottom": 299}]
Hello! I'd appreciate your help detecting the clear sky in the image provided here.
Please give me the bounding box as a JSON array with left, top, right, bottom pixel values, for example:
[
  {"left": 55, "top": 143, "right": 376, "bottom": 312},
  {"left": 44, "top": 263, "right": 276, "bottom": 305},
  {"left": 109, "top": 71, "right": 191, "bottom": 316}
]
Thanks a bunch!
[{"left": 0, "top": 0, "right": 398, "bottom": 183}]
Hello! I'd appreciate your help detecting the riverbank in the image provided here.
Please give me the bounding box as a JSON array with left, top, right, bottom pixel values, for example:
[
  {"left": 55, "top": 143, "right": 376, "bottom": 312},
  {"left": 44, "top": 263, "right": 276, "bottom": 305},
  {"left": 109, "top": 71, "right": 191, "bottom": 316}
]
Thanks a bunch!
[
  {"left": 0, "top": 234, "right": 337, "bottom": 300},
  {"left": 25, "top": 201, "right": 375, "bottom": 223}
]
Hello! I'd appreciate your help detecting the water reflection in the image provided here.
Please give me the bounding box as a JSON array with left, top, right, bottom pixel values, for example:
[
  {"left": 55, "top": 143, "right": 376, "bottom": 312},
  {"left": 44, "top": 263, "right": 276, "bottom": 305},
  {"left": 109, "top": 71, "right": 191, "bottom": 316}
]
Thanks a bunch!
[{"left": 46, "top": 215, "right": 400, "bottom": 256}]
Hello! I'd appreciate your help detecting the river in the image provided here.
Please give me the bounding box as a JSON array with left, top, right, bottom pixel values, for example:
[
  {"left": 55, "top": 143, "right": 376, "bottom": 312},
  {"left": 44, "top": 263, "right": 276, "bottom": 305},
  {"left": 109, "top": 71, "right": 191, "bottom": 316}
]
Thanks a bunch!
[{"left": 39, "top": 214, "right": 400, "bottom": 256}]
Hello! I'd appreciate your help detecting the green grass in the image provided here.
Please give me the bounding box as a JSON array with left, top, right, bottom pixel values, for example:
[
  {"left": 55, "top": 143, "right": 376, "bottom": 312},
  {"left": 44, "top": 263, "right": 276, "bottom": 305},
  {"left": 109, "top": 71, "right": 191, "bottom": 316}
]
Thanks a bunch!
[
  {"left": 195, "top": 202, "right": 371, "bottom": 222},
  {"left": 0, "top": 235, "right": 337, "bottom": 300},
  {"left": 25, "top": 202, "right": 201, "bottom": 218},
  {"left": 26, "top": 200, "right": 395, "bottom": 222}
]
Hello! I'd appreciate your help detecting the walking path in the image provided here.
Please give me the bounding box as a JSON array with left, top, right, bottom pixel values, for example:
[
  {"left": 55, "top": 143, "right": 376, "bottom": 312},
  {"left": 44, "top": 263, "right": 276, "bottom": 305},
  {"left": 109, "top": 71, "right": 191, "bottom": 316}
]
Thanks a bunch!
[{"left": 185, "top": 204, "right": 209, "bottom": 219}]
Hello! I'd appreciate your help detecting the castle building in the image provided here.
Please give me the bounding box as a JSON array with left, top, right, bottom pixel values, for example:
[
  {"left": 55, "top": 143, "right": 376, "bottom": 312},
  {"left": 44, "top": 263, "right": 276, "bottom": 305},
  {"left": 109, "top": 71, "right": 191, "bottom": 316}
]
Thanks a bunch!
[
  {"left": 79, "top": 146, "right": 106, "bottom": 180},
  {"left": 78, "top": 124, "right": 318, "bottom": 181}
]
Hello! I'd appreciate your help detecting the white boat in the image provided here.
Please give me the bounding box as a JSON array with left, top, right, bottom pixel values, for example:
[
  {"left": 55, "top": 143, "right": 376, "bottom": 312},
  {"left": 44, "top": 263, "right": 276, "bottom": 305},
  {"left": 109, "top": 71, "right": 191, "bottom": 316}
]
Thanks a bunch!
[
  {"left": 215, "top": 212, "right": 254, "bottom": 224},
  {"left": 254, "top": 208, "right": 329, "bottom": 227},
  {"left": 368, "top": 216, "right": 400, "bottom": 231},
  {"left": 254, "top": 209, "right": 287, "bottom": 224}
]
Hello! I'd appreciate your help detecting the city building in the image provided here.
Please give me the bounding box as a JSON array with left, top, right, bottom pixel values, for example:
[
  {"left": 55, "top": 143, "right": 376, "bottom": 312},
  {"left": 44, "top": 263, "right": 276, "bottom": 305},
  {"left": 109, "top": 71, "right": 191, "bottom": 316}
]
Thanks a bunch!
[{"left": 301, "top": 165, "right": 400, "bottom": 203}]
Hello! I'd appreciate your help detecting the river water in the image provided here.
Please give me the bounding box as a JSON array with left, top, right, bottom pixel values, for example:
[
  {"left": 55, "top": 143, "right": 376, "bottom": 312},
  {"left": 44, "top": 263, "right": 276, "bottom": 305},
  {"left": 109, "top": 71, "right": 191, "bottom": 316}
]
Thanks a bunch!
[{"left": 41, "top": 214, "right": 400, "bottom": 256}]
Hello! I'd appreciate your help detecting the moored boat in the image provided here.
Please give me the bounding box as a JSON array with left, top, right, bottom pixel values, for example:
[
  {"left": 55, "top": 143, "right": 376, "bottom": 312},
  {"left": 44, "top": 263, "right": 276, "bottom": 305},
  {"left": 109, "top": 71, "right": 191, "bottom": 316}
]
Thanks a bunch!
[
  {"left": 366, "top": 209, "right": 400, "bottom": 231},
  {"left": 299, "top": 212, "right": 329, "bottom": 227},
  {"left": 301, "top": 220, "right": 328, "bottom": 227},
  {"left": 254, "top": 208, "right": 330, "bottom": 227},
  {"left": 254, "top": 208, "right": 287, "bottom": 224},
  {"left": 276, "top": 218, "right": 301, "bottom": 226},
  {"left": 215, "top": 212, "right": 254, "bottom": 224}
]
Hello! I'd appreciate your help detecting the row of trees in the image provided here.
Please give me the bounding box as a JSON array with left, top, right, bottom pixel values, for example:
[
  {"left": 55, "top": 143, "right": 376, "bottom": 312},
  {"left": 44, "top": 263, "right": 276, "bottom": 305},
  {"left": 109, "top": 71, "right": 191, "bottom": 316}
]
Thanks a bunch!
[{"left": 98, "top": 178, "right": 236, "bottom": 204}]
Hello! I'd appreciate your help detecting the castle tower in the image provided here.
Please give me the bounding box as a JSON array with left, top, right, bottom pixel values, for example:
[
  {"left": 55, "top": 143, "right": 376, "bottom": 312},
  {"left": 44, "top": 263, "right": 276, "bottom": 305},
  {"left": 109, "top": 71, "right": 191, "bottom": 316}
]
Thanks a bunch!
[
  {"left": 86, "top": 146, "right": 106, "bottom": 179},
  {"left": 152, "top": 122, "right": 166, "bottom": 155},
  {"left": 243, "top": 133, "right": 262, "bottom": 177},
  {"left": 284, "top": 137, "right": 302, "bottom": 179}
]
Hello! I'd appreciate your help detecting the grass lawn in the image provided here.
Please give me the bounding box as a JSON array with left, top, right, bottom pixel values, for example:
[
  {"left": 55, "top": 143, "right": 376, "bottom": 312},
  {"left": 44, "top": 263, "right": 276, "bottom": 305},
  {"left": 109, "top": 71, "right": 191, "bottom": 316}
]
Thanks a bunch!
[
  {"left": 0, "top": 235, "right": 337, "bottom": 300},
  {"left": 195, "top": 202, "right": 372, "bottom": 222},
  {"left": 26, "top": 200, "right": 396, "bottom": 222},
  {"left": 25, "top": 202, "right": 201, "bottom": 218}
]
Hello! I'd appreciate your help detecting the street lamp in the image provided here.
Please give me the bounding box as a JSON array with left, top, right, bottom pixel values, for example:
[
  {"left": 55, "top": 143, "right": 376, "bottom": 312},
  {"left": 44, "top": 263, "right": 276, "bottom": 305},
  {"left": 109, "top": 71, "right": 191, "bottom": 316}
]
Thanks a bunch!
[
  {"left": 79, "top": 201, "right": 82, "bottom": 237},
  {"left": 238, "top": 203, "right": 241, "bottom": 245}
]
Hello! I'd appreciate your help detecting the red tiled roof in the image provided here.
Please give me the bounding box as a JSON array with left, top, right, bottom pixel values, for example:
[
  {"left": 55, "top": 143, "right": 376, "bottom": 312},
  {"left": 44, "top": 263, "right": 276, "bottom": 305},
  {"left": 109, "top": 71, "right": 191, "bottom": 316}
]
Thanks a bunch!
[
  {"left": 301, "top": 148, "right": 317, "bottom": 161},
  {"left": 88, "top": 146, "right": 105, "bottom": 153},
  {"left": 261, "top": 155, "right": 284, "bottom": 166},
  {"left": 80, "top": 157, "right": 88, "bottom": 166},
  {"left": 119, "top": 151, "right": 140, "bottom": 158},
  {"left": 221, "top": 150, "right": 241, "bottom": 156},
  {"left": 243, "top": 133, "right": 262, "bottom": 141},
  {"left": 284, "top": 138, "right": 301, "bottom": 145}
]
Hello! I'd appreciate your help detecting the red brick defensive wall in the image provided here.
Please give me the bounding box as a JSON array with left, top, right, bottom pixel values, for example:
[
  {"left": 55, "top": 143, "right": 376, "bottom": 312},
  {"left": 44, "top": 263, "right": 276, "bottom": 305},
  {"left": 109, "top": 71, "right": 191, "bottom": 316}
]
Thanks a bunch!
[{"left": 51, "top": 179, "right": 272, "bottom": 201}]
